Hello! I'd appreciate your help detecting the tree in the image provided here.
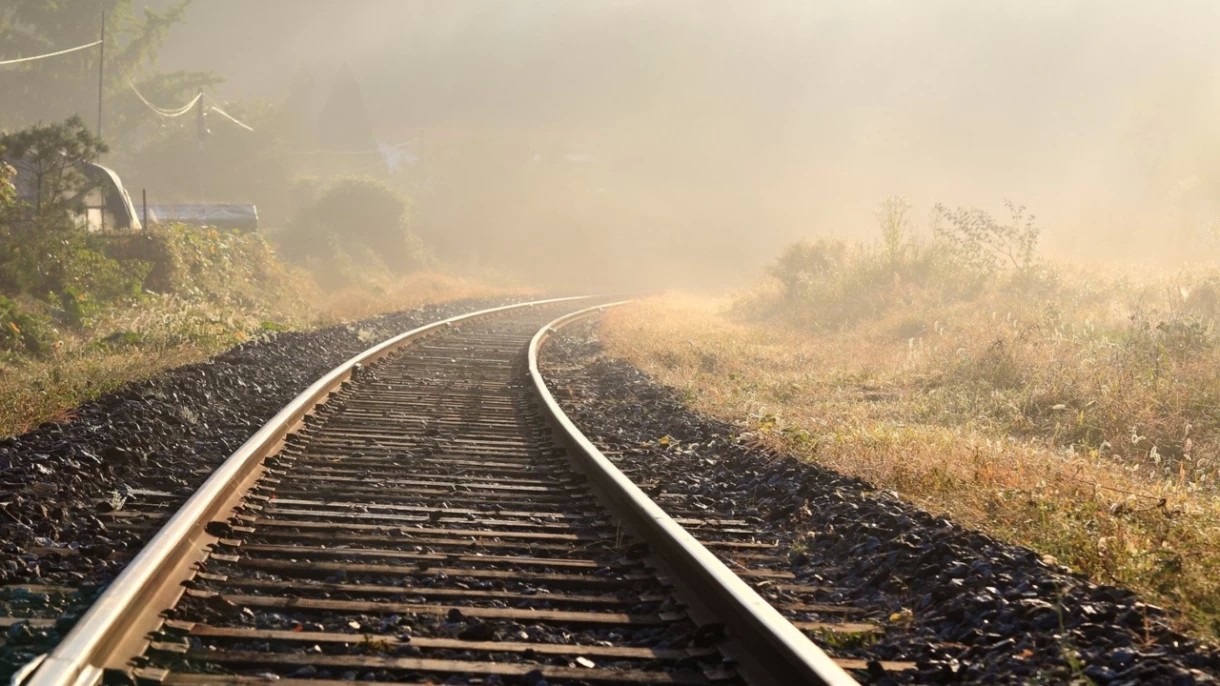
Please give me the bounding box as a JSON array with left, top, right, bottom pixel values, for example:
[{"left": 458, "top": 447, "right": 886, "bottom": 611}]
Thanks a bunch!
[
  {"left": 284, "top": 177, "right": 424, "bottom": 273},
  {"left": 0, "top": 116, "right": 108, "bottom": 220},
  {"left": 0, "top": 117, "right": 110, "bottom": 297},
  {"left": 0, "top": 1, "right": 205, "bottom": 150},
  {"left": 932, "top": 200, "right": 1040, "bottom": 273},
  {"left": 316, "top": 66, "right": 380, "bottom": 173}
]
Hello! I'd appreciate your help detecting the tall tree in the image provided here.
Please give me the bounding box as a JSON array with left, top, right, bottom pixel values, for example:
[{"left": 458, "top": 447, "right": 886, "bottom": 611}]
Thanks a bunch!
[
  {"left": 316, "top": 65, "right": 380, "bottom": 173},
  {"left": 0, "top": 116, "right": 110, "bottom": 297},
  {"left": 0, "top": 0, "right": 210, "bottom": 152}
]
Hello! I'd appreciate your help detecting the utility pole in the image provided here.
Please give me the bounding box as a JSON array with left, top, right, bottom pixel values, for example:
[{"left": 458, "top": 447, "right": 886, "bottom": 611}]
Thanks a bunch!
[{"left": 97, "top": 10, "right": 105, "bottom": 144}]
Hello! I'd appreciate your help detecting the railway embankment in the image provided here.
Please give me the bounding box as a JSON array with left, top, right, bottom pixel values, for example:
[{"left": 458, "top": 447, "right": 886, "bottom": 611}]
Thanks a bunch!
[
  {"left": 0, "top": 298, "right": 517, "bottom": 678},
  {"left": 542, "top": 317, "right": 1220, "bottom": 684}
]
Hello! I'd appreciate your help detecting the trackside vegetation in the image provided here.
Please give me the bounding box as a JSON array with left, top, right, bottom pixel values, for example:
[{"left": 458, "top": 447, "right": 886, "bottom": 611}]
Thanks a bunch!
[
  {"left": 0, "top": 121, "right": 520, "bottom": 437},
  {"left": 600, "top": 198, "right": 1220, "bottom": 641}
]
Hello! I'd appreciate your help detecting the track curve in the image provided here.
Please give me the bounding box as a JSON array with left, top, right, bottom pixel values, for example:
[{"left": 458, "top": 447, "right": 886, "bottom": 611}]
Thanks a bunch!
[{"left": 16, "top": 298, "right": 858, "bottom": 686}]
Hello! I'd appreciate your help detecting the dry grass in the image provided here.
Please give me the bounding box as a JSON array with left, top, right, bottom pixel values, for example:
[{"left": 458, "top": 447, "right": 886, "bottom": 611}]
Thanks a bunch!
[
  {"left": 309, "top": 271, "right": 519, "bottom": 323},
  {"left": 600, "top": 286, "right": 1220, "bottom": 640},
  {"left": 0, "top": 270, "right": 529, "bottom": 437}
]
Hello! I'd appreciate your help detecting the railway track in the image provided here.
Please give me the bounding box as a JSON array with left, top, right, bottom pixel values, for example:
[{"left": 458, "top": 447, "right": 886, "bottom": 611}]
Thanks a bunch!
[{"left": 13, "top": 298, "right": 867, "bottom": 686}]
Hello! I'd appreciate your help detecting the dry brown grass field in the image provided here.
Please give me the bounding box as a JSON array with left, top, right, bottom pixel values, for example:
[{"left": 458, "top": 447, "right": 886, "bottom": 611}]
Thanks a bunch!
[{"left": 599, "top": 255, "right": 1220, "bottom": 641}]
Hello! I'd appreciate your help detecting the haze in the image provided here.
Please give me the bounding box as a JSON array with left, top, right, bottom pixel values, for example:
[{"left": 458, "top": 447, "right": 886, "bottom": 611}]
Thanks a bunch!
[{"left": 115, "top": 1, "right": 1220, "bottom": 285}]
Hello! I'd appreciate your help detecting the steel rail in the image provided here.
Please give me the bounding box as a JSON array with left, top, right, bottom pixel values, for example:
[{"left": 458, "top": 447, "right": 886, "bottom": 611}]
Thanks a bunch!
[
  {"left": 17, "top": 296, "right": 592, "bottom": 686},
  {"left": 527, "top": 302, "right": 860, "bottom": 686}
]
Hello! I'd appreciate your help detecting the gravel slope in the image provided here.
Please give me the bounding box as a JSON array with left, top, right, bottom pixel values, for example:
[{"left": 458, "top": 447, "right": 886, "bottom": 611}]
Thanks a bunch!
[
  {"left": 0, "top": 298, "right": 518, "bottom": 677},
  {"left": 541, "top": 320, "right": 1219, "bottom": 685}
]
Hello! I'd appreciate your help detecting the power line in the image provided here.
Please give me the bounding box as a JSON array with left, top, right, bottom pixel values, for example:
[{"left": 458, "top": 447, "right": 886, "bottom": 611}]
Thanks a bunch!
[
  {"left": 119, "top": 63, "right": 202, "bottom": 118},
  {"left": 0, "top": 38, "right": 101, "bottom": 67},
  {"left": 122, "top": 69, "right": 254, "bottom": 132},
  {"left": 207, "top": 103, "right": 254, "bottom": 132},
  {"left": 292, "top": 139, "right": 416, "bottom": 156},
  {"left": 201, "top": 87, "right": 255, "bottom": 132}
]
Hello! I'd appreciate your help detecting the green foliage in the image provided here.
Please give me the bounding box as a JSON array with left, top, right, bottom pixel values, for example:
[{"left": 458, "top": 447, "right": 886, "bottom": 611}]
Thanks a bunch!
[
  {"left": 50, "top": 242, "right": 151, "bottom": 327},
  {"left": 932, "top": 200, "right": 1041, "bottom": 273},
  {"left": 0, "top": 0, "right": 197, "bottom": 142},
  {"left": 0, "top": 162, "right": 15, "bottom": 212},
  {"left": 0, "top": 295, "right": 53, "bottom": 355},
  {"left": 282, "top": 177, "right": 426, "bottom": 276},
  {"left": 316, "top": 66, "right": 378, "bottom": 166},
  {"left": 0, "top": 116, "right": 108, "bottom": 221},
  {"left": 0, "top": 162, "right": 16, "bottom": 245},
  {"left": 149, "top": 224, "right": 295, "bottom": 304},
  {"left": 0, "top": 119, "right": 148, "bottom": 325}
]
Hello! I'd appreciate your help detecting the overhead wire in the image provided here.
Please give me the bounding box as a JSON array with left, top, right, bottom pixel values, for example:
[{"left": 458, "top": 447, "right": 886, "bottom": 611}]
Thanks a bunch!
[
  {"left": 6, "top": 34, "right": 261, "bottom": 141},
  {"left": 291, "top": 139, "right": 416, "bottom": 156},
  {"left": 206, "top": 103, "right": 254, "bottom": 132},
  {"left": 0, "top": 39, "right": 101, "bottom": 67},
  {"left": 118, "top": 67, "right": 255, "bottom": 133},
  {"left": 118, "top": 62, "right": 202, "bottom": 118},
  {"left": 200, "top": 86, "right": 255, "bottom": 132}
]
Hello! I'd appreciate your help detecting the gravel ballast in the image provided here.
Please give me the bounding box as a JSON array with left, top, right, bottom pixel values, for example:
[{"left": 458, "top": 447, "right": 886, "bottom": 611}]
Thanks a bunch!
[
  {"left": 540, "top": 320, "right": 1220, "bottom": 685},
  {"left": 0, "top": 298, "right": 517, "bottom": 677}
]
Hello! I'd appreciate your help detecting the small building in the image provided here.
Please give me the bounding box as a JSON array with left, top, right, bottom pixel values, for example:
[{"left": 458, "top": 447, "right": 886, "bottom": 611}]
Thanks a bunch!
[
  {"left": 79, "top": 163, "right": 142, "bottom": 231},
  {"left": 6, "top": 156, "right": 259, "bottom": 232},
  {"left": 6, "top": 159, "right": 143, "bottom": 231}
]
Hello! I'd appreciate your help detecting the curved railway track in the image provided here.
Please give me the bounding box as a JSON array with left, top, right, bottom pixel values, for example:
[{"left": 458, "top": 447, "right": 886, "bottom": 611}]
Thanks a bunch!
[{"left": 14, "top": 298, "right": 868, "bottom": 686}]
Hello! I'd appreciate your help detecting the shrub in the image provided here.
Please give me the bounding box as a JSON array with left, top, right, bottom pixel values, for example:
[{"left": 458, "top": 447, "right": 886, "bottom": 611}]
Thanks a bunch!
[
  {"left": 753, "top": 234, "right": 986, "bottom": 331},
  {"left": 282, "top": 177, "right": 425, "bottom": 274},
  {"left": 0, "top": 116, "right": 107, "bottom": 223},
  {"left": 932, "top": 200, "right": 1040, "bottom": 273},
  {"left": 766, "top": 239, "right": 849, "bottom": 303},
  {"left": 0, "top": 296, "right": 53, "bottom": 355},
  {"left": 0, "top": 118, "right": 148, "bottom": 324},
  {"left": 0, "top": 162, "right": 15, "bottom": 220},
  {"left": 876, "top": 195, "right": 913, "bottom": 267}
]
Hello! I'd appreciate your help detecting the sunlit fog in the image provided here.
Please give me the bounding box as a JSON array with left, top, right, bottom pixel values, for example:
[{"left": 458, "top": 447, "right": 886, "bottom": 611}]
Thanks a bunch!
[{"left": 8, "top": 1, "right": 1220, "bottom": 287}]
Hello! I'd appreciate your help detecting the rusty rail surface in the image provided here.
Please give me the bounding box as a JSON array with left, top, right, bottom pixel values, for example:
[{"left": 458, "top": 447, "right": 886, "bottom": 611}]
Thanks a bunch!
[{"left": 15, "top": 297, "right": 864, "bottom": 686}]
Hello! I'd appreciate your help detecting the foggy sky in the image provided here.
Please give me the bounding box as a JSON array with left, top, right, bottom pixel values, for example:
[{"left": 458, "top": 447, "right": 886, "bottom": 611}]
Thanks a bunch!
[{"left": 151, "top": 1, "right": 1220, "bottom": 280}]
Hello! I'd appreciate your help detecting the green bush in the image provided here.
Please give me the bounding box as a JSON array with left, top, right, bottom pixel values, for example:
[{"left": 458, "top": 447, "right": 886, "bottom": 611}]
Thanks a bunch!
[
  {"left": 281, "top": 177, "right": 425, "bottom": 274},
  {"left": 0, "top": 296, "right": 53, "bottom": 355},
  {"left": 0, "top": 162, "right": 15, "bottom": 220},
  {"left": 0, "top": 118, "right": 148, "bottom": 326}
]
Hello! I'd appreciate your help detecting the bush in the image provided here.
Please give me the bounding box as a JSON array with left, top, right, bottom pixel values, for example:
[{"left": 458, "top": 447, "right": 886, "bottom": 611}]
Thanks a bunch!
[
  {"left": 877, "top": 195, "right": 913, "bottom": 267},
  {"left": 754, "top": 237, "right": 982, "bottom": 330},
  {"left": 767, "top": 239, "right": 849, "bottom": 303},
  {"left": 746, "top": 197, "right": 1047, "bottom": 332},
  {"left": 0, "top": 162, "right": 15, "bottom": 221},
  {"left": 0, "top": 118, "right": 148, "bottom": 325},
  {"left": 0, "top": 296, "right": 53, "bottom": 355},
  {"left": 281, "top": 177, "right": 425, "bottom": 274},
  {"left": 932, "top": 200, "right": 1040, "bottom": 273}
]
